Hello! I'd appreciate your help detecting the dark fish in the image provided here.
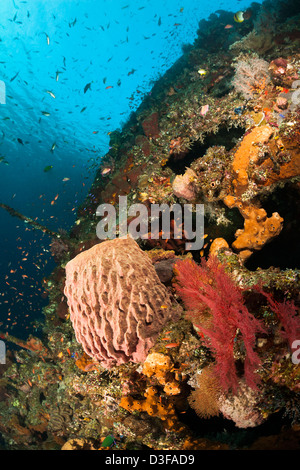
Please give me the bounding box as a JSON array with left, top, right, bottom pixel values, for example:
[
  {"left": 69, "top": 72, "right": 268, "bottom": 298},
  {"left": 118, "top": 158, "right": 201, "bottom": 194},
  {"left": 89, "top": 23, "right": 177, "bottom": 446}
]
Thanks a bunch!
[
  {"left": 69, "top": 18, "right": 77, "bottom": 27},
  {"left": 43, "top": 165, "right": 53, "bottom": 172},
  {"left": 84, "top": 82, "right": 92, "bottom": 94},
  {"left": 10, "top": 71, "right": 20, "bottom": 82},
  {"left": 0, "top": 156, "right": 9, "bottom": 165},
  {"left": 17, "top": 138, "right": 24, "bottom": 145}
]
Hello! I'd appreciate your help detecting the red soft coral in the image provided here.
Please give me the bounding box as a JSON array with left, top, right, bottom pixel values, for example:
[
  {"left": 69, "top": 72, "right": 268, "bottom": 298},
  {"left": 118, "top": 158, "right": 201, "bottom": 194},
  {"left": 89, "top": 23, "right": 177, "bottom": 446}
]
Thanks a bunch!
[
  {"left": 255, "top": 288, "right": 300, "bottom": 349},
  {"left": 174, "top": 255, "right": 266, "bottom": 394}
]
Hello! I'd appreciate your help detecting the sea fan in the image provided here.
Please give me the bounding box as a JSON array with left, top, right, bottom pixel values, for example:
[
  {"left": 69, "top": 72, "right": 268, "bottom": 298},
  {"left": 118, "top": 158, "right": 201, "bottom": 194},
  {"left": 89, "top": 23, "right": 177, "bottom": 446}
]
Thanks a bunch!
[
  {"left": 255, "top": 287, "right": 300, "bottom": 349},
  {"left": 232, "top": 56, "right": 270, "bottom": 100},
  {"left": 174, "top": 255, "right": 266, "bottom": 393}
]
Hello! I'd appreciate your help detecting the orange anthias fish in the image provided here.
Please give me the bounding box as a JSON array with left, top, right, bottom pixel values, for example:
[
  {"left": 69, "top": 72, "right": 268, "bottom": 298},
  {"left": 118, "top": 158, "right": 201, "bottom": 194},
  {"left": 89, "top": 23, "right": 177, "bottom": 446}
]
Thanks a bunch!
[
  {"left": 165, "top": 342, "right": 180, "bottom": 348},
  {"left": 101, "top": 167, "right": 112, "bottom": 176},
  {"left": 224, "top": 24, "right": 233, "bottom": 29}
]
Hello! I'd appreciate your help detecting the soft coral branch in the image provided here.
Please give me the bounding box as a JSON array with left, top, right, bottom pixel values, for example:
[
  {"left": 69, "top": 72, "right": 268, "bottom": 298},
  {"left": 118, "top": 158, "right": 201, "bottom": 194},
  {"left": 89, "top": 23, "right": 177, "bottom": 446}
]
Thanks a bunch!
[
  {"left": 174, "top": 256, "right": 266, "bottom": 393},
  {"left": 255, "top": 287, "right": 300, "bottom": 349}
]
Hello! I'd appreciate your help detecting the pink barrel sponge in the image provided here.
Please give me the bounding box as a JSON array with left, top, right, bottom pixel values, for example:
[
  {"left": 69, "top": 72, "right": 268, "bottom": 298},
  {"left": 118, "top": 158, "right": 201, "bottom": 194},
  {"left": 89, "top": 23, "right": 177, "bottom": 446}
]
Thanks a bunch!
[{"left": 64, "top": 236, "right": 174, "bottom": 368}]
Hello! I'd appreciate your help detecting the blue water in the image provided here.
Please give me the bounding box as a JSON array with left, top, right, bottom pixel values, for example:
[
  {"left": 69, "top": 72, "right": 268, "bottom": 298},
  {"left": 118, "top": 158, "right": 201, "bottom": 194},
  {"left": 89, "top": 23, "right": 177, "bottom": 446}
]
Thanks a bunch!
[{"left": 0, "top": 0, "right": 261, "bottom": 338}]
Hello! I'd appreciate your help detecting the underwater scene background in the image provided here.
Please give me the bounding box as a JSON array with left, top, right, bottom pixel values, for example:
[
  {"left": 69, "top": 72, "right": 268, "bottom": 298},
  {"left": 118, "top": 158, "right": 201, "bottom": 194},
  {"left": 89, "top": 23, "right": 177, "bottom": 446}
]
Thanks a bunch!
[{"left": 0, "top": 0, "right": 299, "bottom": 452}]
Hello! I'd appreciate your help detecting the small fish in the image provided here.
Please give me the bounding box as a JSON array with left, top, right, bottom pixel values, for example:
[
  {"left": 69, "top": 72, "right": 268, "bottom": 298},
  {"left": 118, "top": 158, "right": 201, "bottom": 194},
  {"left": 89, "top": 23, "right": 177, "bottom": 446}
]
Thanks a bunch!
[
  {"left": 224, "top": 24, "right": 233, "bottom": 29},
  {"left": 43, "top": 165, "right": 53, "bottom": 172},
  {"left": 197, "top": 68, "right": 207, "bottom": 76},
  {"left": 100, "top": 435, "right": 115, "bottom": 448},
  {"left": 101, "top": 167, "right": 111, "bottom": 176},
  {"left": 69, "top": 18, "right": 77, "bottom": 27},
  {"left": 62, "top": 177, "right": 70, "bottom": 182},
  {"left": 44, "top": 33, "right": 50, "bottom": 45},
  {"left": 46, "top": 90, "right": 55, "bottom": 98},
  {"left": 84, "top": 82, "right": 92, "bottom": 94},
  {"left": 10, "top": 71, "right": 20, "bottom": 82},
  {"left": 42, "top": 111, "right": 50, "bottom": 116},
  {"left": 234, "top": 11, "right": 245, "bottom": 23},
  {"left": 165, "top": 342, "right": 180, "bottom": 349},
  {"left": 0, "top": 156, "right": 9, "bottom": 165},
  {"left": 51, "top": 142, "right": 56, "bottom": 152},
  {"left": 80, "top": 106, "right": 87, "bottom": 113},
  {"left": 17, "top": 138, "right": 24, "bottom": 145},
  {"left": 105, "top": 86, "right": 113, "bottom": 90}
]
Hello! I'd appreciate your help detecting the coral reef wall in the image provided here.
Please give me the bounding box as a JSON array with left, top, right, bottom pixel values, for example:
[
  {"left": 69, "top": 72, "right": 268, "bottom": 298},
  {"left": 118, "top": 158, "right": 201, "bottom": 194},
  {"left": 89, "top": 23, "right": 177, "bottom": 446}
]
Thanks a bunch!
[{"left": 0, "top": 0, "right": 300, "bottom": 451}]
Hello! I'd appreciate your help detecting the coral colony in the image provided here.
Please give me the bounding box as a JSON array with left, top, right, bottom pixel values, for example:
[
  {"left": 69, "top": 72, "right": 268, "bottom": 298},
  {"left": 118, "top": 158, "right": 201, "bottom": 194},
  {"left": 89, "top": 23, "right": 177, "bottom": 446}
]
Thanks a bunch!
[{"left": 0, "top": 0, "right": 300, "bottom": 451}]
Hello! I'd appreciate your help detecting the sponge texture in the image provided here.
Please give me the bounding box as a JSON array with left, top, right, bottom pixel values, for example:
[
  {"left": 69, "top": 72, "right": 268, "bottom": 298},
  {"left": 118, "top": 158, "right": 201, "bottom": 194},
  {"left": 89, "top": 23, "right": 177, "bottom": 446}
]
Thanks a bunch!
[{"left": 64, "top": 237, "right": 173, "bottom": 368}]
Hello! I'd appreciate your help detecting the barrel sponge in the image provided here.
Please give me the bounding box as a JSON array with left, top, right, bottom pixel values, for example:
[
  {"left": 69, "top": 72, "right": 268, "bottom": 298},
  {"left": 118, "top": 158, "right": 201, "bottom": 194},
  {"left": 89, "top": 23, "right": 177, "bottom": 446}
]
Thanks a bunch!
[{"left": 64, "top": 236, "right": 174, "bottom": 368}]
